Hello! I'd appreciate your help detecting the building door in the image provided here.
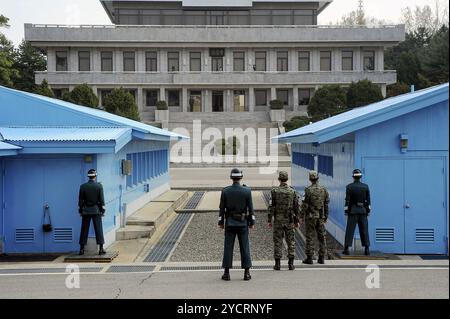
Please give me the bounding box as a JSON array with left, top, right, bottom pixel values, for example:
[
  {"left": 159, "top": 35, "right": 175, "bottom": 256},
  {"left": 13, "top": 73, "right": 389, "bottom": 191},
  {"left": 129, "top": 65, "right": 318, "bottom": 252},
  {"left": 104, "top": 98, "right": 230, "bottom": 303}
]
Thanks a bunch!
[
  {"left": 364, "top": 157, "right": 447, "bottom": 254},
  {"left": 234, "top": 90, "right": 246, "bottom": 112},
  {"left": 4, "top": 158, "right": 83, "bottom": 253},
  {"left": 404, "top": 158, "right": 447, "bottom": 254},
  {"left": 189, "top": 91, "right": 202, "bottom": 112},
  {"left": 212, "top": 91, "right": 224, "bottom": 112}
]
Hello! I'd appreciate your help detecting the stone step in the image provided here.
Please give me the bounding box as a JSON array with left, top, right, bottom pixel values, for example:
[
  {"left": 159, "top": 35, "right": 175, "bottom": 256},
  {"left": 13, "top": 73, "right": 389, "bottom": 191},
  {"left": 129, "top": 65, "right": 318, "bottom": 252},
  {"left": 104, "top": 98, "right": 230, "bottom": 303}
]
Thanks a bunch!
[
  {"left": 169, "top": 111, "right": 270, "bottom": 123},
  {"left": 115, "top": 225, "right": 155, "bottom": 241}
]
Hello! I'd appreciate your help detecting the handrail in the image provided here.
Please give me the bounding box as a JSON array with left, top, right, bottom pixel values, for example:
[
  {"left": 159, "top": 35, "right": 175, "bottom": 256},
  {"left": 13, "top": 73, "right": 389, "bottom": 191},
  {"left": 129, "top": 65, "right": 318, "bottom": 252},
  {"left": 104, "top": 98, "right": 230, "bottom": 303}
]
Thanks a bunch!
[{"left": 28, "top": 23, "right": 404, "bottom": 29}]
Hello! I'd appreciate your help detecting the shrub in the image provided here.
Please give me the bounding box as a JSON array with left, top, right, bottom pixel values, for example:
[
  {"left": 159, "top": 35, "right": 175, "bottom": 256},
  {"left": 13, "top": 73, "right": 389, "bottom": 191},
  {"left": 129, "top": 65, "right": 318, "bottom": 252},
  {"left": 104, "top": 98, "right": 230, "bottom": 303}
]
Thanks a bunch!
[
  {"left": 156, "top": 100, "right": 168, "bottom": 110},
  {"left": 270, "top": 99, "right": 284, "bottom": 110},
  {"left": 62, "top": 83, "right": 99, "bottom": 108},
  {"left": 283, "top": 116, "right": 312, "bottom": 132},
  {"left": 103, "top": 88, "right": 140, "bottom": 121}
]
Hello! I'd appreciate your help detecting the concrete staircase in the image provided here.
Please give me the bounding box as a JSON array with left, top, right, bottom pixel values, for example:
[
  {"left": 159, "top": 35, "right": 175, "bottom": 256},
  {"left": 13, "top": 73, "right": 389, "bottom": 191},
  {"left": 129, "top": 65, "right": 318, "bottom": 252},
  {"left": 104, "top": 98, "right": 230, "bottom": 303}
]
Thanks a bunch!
[
  {"left": 115, "top": 190, "right": 188, "bottom": 241},
  {"left": 168, "top": 112, "right": 291, "bottom": 167}
]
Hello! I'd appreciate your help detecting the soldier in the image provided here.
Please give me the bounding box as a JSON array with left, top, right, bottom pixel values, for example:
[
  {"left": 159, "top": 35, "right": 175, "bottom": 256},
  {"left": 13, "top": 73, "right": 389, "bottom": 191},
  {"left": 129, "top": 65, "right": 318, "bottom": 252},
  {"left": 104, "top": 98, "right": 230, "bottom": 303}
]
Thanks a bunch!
[
  {"left": 219, "top": 168, "right": 255, "bottom": 281},
  {"left": 78, "top": 169, "right": 106, "bottom": 256},
  {"left": 300, "top": 171, "right": 330, "bottom": 265},
  {"left": 268, "top": 171, "right": 300, "bottom": 271},
  {"left": 343, "top": 169, "right": 372, "bottom": 256}
]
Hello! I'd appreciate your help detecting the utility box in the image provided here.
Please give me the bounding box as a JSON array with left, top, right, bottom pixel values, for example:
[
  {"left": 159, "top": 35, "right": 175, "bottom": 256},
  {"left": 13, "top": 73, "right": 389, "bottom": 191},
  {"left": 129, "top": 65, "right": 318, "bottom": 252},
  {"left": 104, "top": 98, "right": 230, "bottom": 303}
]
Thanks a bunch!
[{"left": 121, "top": 159, "right": 132, "bottom": 176}]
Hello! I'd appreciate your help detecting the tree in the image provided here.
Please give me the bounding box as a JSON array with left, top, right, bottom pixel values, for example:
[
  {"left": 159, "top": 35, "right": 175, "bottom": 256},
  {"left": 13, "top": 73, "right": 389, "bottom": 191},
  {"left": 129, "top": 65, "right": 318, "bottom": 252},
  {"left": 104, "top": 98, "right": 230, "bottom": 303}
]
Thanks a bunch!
[
  {"left": 63, "top": 83, "right": 99, "bottom": 108},
  {"left": 308, "top": 85, "right": 347, "bottom": 121},
  {"left": 12, "top": 40, "right": 47, "bottom": 92},
  {"left": 103, "top": 88, "right": 140, "bottom": 121},
  {"left": 0, "top": 15, "right": 9, "bottom": 27},
  {"left": 0, "top": 15, "right": 17, "bottom": 87},
  {"left": 387, "top": 82, "right": 411, "bottom": 98},
  {"left": 33, "top": 79, "right": 55, "bottom": 98},
  {"left": 346, "top": 80, "right": 384, "bottom": 109},
  {"left": 283, "top": 116, "right": 311, "bottom": 132},
  {"left": 421, "top": 25, "right": 449, "bottom": 85}
]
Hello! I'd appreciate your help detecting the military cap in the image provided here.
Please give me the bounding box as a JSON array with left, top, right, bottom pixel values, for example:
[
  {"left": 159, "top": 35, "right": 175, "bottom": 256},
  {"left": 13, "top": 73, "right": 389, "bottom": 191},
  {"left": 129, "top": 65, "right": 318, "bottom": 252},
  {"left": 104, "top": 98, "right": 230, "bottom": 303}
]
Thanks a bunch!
[
  {"left": 309, "top": 170, "right": 319, "bottom": 180},
  {"left": 352, "top": 169, "right": 363, "bottom": 178},
  {"left": 87, "top": 169, "right": 97, "bottom": 177},
  {"left": 230, "top": 168, "right": 243, "bottom": 179},
  {"left": 278, "top": 171, "right": 289, "bottom": 180}
]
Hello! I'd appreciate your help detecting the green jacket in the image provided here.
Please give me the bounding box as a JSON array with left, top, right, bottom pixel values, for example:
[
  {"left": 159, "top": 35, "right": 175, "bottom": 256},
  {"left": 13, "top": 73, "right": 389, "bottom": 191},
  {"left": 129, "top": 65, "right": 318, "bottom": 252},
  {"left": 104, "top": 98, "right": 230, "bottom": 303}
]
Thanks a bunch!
[
  {"left": 268, "top": 183, "right": 300, "bottom": 224},
  {"left": 300, "top": 182, "right": 330, "bottom": 220},
  {"left": 78, "top": 180, "right": 105, "bottom": 215},
  {"left": 219, "top": 182, "right": 255, "bottom": 227}
]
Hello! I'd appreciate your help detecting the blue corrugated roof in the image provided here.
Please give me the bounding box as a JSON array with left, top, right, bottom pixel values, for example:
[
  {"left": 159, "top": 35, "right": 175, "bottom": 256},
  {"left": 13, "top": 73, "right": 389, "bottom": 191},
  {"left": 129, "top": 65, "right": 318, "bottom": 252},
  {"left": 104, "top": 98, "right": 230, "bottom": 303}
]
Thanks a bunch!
[
  {"left": 0, "top": 127, "right": 132, "bottom": 142},
  {"left": 0, "top": 86, "right": 187, "bottom": 141},
  {"left": 274, "top": 83, "right": 449, "bottom": 144}
]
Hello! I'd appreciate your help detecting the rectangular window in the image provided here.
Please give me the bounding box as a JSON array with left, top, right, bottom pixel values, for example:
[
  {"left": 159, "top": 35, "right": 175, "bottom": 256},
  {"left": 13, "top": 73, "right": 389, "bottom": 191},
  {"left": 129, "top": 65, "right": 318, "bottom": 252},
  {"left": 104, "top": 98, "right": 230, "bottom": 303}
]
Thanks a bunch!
[
  {"left": 190, "top": 52, "right": 202, "bottom": 72},
  {"left": 255, "top": 89, "right": 267, "bottom": 106},
  {"left": 146, "top": 90, "right": 158, "bottom": 107},
  {"left": 299, "top": 89, "right": 311, "bottom": 106},
  {"left": 320, "top": 51, "right": 332, "bottom": 71},
  {"left": 254, "top": 51, "right": 266, "bottom": 71},
  {"left": 318, "top": 155, "right": 334, "bottom": 177},
  {"left": 294, "top": 10, "right": 315, "bottom": 25},
  {"left": 233, "top": 51, "right": 245, "bottom": 72},
  {"left": 78, "top": 51, "right": 90, "bottom": 72},
  {"left": 145, "top": 51, "right": 157, "bottom": 72},
  {"left": 228, "top": 11, "right": 249, "bottom": 25},
  {"left": 298, "top": 51, "right": 310, "bottom": 71},
  {"left": 185, "top": 11, "right": 206, "bottom": 25},
  {"left": 251, "top": 10, "right": 271, "bottom": 25},
  {"left": 123, "top": 51, "right": 135, "bottom": 72},
  {"left": 162, "top": 10, "right": 183, "bottom": 25},
  {"left": 363, "top": 50, "right": 375, "bottom": 71},
  {"left": 56, "top": 51, "right": 68, "bottom": 72},
  {"left": 273, "top": 10, "right": 292, "bottom": 25},
  {"left": 208, "top": 11, "right": 225, "bottom": 25},
  {"left": 342, "top": 50, "right": 353, "bottom": 71},
  {"left": 189, "top": 90, "right": 202, "bottom": 112},
  {"left": 212, "top": 57, "right": 223, "bottom": 72},
  {"left": 142, "top": 10, "right": 161, "bottom": 24},
  {"left": 168, "top": 90, "right": 180, "bottom": 107},
  {"left": 101, "top": 51, "right": 113, "bottom": 72},
  {"left": 293, "top": 152, "right": 315, "bottom": 171},
  {"left": 168, "top": 52, "right": 179, "bottom": 72},
  {"left": 277, "top": 89, "right": 289, "bottom": 106},
  {"left": 277, "top": 51, "right": 289, "bottom": 71}
]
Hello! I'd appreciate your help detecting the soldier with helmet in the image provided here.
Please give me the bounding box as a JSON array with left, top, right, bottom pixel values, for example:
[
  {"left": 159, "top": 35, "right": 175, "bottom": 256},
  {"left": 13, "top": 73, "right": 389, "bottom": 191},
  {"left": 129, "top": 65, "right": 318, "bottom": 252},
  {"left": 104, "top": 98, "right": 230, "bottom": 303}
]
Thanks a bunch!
[
  {"left": 78, "top": 169, "right": 106, "bottom": 256},
  {"left": 343, "top": 169, "right": 372, "bottom": 256},
  {"left": 300, "top": 171, "right": 330, "bottom": 265},
  {"left": 268, "top": 171, "right": 300, "bottom": 271},
  {"left": 219, "top": 168, "right": 255, "bottom": 281}
]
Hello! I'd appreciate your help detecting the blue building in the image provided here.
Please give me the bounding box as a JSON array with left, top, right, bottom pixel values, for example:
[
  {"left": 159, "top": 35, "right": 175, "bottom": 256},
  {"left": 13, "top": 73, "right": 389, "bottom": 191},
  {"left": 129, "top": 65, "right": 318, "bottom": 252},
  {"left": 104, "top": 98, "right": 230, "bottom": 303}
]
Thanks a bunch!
[
  {"left": 0, "top": 85, "right": 185, "bottom": 254},
  {"left": 275, "top": 83, "right": 449, "bottom": 255}
]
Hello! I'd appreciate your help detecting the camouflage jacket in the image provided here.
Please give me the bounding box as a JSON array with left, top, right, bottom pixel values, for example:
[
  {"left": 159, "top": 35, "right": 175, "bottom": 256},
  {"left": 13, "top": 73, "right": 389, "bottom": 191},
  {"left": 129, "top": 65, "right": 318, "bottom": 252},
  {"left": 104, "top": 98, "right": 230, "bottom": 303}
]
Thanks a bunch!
[
  {"left": 300, "top": 182, "right": 330, "bottom": 220},
  {"left": 268, "top": 183, "right": 300, "bottom": 224}
]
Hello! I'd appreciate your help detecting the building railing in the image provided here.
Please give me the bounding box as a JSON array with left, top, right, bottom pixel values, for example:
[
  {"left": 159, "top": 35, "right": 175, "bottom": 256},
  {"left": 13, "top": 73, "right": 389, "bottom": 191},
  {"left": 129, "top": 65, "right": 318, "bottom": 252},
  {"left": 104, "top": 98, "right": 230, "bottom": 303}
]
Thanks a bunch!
[
  {"left": 28, "top": 23, "right": 403, "bottom": 30},
  {"left": 36, "top": 70, "right": 398, "bottom": 75}
]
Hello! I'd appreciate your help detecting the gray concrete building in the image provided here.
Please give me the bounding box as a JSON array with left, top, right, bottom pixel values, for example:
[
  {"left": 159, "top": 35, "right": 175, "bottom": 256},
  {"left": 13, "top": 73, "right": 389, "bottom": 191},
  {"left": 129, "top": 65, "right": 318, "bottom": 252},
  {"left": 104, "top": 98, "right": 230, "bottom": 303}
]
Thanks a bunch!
[{"left": 25, "top": 0, "right": 404, "bottom": 123}]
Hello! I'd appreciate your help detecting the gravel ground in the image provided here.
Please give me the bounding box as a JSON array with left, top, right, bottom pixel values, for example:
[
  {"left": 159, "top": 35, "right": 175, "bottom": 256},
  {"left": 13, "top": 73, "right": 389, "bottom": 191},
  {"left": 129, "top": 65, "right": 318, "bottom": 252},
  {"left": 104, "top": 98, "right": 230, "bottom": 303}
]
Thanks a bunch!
[{"left": 170, "top": 212, "right": 287, "bottom": 262}]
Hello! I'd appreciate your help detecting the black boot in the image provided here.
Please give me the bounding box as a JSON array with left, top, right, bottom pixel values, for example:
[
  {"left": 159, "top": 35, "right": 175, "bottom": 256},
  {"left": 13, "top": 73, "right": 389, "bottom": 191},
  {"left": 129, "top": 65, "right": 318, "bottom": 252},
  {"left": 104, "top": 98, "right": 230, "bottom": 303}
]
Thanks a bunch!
[
  {"left": 318, "top": 256, "right": 325, "bottom": 264},
  {"left": 365, "top": 247, "right": 370, "bottom": 256},
  {"left": 342, "top": 246, "right": 350, "bottom": 255},
  {"left": 222, "top": 268, "right": 230, "bottom": 281},
  {"left": 98, "top": 245, "right": 106, "bottom": 255},
  {"left": 302, "top": 256, "right": 314, "bottom": 265},
  {"left": 288, "top": 258, "right": 295, "bottom": 270},
  {"left": 273, "top": 258, "right": 281, "bottom": 271},
  {"left": 244, "top": 268, "right": 251, "bottom": 281},
  {"left": 79, "top": 245, "right": 85, "bottom": 256}
]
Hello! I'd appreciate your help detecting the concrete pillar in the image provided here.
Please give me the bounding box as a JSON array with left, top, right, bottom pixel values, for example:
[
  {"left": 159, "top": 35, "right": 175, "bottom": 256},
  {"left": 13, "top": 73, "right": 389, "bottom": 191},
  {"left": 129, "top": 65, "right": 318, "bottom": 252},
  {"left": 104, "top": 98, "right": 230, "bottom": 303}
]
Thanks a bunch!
[
  {"left": 160, "top": 50, "right": 168, "bottom": 73},
  {"left": 160, "top": 87, "right": 166, "bottom": 102},
  {"left": 289, "top": 49, "right": 297, "bottom": 72},
  {"left": 334, "top": 48, "right": 341, "bottom": 72},
  {"left": 381, "top": 84, "right": 387, "bottom": 98},
  {"left": 225, "top": 48, "right": 232, "bottom": 72},
  {"left": 92, "top": 50, "right": 100, "bottom": 72},
  {"left": 47, "top": 49, "right": 56, "bottom": 72},
  {"left": 137, "top": 88, "right": 144, "bottom": 113},
  {"left": 247, "top": 49, "right": 255, "bottom": 72},
  {"left": 115, "top": 51, "right": 123, "bottom": 72},
  {"left": 69, "top": 49, "right": 78, "bottom": 72},
  {"left": 354, "top": 48, "right": 362, "bottom": 71},
  {"left": 312, "top": 49, "right": 320, "bottom": 72},
  {"left": 136, "top": 50, "right": 145, "bottom": 72},
  {"left": 269, "top": 49, "right": 277, "bottom": 72},
  {"left": 377, "top": 47, "right": 384, "bottom": 71},
  {"left": 293, "top": 87, "right": 299, "bottom": 112},
  {"left": 203, "top": 48, "right": 209, "bottom": 72},
  {"left": 182, "top": 87, "right": 188, "bottom": 112},
  {"left": 248, "top": 87, "right": 255, "bottom": 112},
  {"left": 181, "top": 49, "right": 189, "bottom": 72},
  {"left": 204, "top": 90, "right": 212, "bottom": 112},
  {"left": 271, "top": 87, "right": 277, "bottom": 102}
]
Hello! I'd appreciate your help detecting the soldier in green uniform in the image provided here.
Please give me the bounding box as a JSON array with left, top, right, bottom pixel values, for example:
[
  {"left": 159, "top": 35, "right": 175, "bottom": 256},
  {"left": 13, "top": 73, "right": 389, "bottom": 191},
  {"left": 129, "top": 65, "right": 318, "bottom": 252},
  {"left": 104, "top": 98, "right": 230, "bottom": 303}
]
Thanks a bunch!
[
  {"left": 268, "top": 171, "right": 300, "bottom": 271},
  {"left": 343, "top": 169, "right": 372, "bottom": 256},
  {"left": 300, "top": 171, "right": 330, "bottom": 265},
  {"left": 78, "top": 169, "right": 106, "bottom": 256},
  {"left": 219, "top": 168, "right": 255, "bottom": 281}
]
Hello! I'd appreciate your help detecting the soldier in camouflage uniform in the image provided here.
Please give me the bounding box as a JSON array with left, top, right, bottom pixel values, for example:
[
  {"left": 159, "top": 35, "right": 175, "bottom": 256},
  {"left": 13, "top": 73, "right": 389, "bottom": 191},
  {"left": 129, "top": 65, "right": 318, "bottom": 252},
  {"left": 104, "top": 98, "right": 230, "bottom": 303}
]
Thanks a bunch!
[
  {"left": 300, "top": 171, "right": 330, "bottom": 265},
  {"left": 268, "top": 171, "right": 300, "bottom": 271}
]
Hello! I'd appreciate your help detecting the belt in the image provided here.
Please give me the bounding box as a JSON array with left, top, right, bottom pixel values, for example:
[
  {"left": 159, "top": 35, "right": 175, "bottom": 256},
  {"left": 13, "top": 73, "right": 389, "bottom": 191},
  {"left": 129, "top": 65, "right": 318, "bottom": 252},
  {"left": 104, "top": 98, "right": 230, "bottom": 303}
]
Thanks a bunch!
[{"left": 355, "top": 202, "right": 365, "bottom": 208}]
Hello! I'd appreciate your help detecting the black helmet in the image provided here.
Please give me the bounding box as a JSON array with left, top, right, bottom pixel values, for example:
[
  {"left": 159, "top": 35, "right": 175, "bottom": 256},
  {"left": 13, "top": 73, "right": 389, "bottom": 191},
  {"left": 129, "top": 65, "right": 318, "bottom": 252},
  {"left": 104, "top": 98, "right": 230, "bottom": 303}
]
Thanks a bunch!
[
  {"left": 230, "top": 168, "right": 243, "bottom": 179},
  {"left": 87, "top": 169, "right": 97, "bottom": 178},
  {"left": 352, "top": 169, "right": 363, "bottom": 178}
]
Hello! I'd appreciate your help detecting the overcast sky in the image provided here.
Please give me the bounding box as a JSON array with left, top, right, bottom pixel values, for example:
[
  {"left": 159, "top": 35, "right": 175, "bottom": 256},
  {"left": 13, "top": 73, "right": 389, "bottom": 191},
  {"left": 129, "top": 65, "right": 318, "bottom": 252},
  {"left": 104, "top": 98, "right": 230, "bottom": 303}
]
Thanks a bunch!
[{"left": 1, "top": 0, "right": 448, "bottom": 45}]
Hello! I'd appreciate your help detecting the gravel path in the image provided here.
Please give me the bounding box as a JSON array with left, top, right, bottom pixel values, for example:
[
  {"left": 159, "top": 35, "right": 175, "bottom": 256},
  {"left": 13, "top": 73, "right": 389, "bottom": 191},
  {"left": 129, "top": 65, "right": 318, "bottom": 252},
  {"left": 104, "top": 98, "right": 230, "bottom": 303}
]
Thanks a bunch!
[{"left": 170, "top": 212, "right": 288, "bottom": 262}]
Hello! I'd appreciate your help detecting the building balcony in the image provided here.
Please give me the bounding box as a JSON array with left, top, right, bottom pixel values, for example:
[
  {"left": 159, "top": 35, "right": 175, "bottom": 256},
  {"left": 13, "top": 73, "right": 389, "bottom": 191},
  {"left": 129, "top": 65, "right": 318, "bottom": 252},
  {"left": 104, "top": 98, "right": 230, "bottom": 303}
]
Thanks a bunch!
[
  {"left": 25, "top": 24, "right": 405, "bottom": 47},
  {"left": 36, "top": 70, "right": 397, "bottom": 86}
]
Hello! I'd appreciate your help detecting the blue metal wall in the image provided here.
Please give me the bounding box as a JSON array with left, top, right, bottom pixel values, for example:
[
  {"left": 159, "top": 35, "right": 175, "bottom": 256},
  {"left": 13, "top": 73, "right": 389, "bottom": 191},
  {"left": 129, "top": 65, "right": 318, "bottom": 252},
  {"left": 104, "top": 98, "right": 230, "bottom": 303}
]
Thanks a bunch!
[
  {"left": 96, "top": 139, "right": 170, "bottom": 235},
  {"left": 355, "top": 100, "right": 449, "bottom": 254},
  {"left": 0, "top": 159, "right": 3, "bottom": 249},
  {"left": 292, "top": 141, "right": 355, "bottom": 242}
]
